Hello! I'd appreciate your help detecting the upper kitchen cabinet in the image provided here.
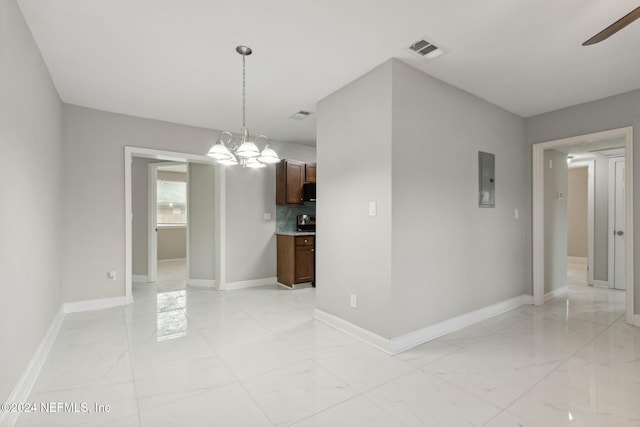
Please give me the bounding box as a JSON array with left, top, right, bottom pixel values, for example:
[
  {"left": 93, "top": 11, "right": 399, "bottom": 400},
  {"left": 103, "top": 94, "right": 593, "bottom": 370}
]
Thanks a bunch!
[
  {"left": 276, "top": 159, "right": 305, "bottom": 205},
  {"left": 305, "top": 162, "right": 316, "bottom": 183}
]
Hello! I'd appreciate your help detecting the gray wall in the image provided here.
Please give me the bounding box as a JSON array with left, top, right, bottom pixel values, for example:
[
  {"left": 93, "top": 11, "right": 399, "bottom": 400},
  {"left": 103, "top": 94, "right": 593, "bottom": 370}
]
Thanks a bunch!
[
  {"left": 544, "top": 150, "right": 568, "bottom": 293},
  {"left": 188, "top": 163, "right": 215, "bottom": 281},
  {"left": 317, "top": 59, "right": 530, "bottom": 339},
  {"left": 390, "top": 60, "right": 530, "bottom": 337},
  {"left": 0, "top": 0, "right": 63, "bottom": 402},
  {"left": 317, "top": 61, "right": 394, "bottom": 338},
  {"left": 62, "top": 104, "right": 315, "bottom": 301},
  {"left": 525, "top": 89, "right": 640, "bottom": 312},
  {"left": 131, "top": 157, "right": 159, "bottom": 276},
  {"left": 158, "top": 228, "right": 187, "bottom": 260},
  {"left": 567, "top": 167, "right": 588, "bottom": 258}
]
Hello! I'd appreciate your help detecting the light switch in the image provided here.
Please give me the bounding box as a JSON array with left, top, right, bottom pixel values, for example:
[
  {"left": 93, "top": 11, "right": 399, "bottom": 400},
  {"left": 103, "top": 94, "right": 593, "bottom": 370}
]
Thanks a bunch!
[
  {"left": 514, "top": 208, "right": 519, "bottom": 219},
  {"left": 263, "top": 212, "right": 272, "bottom": 221},
  {"left": 369, "top": 201, "right": 377, "bottom": 216}
]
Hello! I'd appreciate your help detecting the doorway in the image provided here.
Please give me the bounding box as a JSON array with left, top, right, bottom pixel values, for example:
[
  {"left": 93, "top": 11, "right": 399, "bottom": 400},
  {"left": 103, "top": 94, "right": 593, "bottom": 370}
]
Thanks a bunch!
[
  {"left": 532, "top": 126, "right": 634, "bottom": 325},
  {"left": 125, "top": 147, "right": 226, "bottom": 302},
  {"left": 148, "top": 162, "right": 189, "bottom": 286}
]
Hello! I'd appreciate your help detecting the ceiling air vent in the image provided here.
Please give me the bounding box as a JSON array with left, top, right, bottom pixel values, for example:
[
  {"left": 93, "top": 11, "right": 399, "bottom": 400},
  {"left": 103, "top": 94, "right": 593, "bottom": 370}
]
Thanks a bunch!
[
  {"left": 409, "top": 39, "right": 443, "bottom": 58},
  {"left": 289, "top": 110, "right": 312, "bottom": 120}
]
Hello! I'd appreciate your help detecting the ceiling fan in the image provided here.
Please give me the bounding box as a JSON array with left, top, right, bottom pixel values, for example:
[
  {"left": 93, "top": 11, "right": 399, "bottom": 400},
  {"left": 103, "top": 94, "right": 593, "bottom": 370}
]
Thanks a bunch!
[{"left": 583, "top": 6, "right": 640, "bottom": 45}]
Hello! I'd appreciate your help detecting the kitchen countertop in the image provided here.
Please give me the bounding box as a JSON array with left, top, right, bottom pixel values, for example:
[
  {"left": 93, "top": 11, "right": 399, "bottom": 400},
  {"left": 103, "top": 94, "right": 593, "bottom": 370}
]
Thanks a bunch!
[{"left": 276, "top": 231, "right": 316, "bottom": 236}]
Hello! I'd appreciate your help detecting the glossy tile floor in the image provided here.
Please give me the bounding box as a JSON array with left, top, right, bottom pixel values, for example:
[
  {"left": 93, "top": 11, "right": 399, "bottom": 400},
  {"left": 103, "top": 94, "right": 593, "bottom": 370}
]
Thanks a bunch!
[{"left": 16, "top": 260, "right": 640, "bottom": 426}]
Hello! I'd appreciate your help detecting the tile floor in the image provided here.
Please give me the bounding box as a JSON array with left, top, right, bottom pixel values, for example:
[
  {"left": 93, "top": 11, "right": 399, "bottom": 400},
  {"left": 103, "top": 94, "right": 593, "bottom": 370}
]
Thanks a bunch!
[{"left": 15, "top": 260, "right": 640, "bottom": 426}]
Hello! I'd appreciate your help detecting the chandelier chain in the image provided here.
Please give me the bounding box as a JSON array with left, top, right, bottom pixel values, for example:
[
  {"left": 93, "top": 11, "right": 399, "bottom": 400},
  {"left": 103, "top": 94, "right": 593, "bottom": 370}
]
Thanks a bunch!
[{"left": 242, "top": 55, "right": 246, "bottom": 129}]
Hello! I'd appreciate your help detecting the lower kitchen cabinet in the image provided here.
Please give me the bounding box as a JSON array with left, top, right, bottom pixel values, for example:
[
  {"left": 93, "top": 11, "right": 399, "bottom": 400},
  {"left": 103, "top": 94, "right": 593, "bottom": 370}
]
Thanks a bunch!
[{"left": 277, "top": 234, "right": 315, "bottom": 287}]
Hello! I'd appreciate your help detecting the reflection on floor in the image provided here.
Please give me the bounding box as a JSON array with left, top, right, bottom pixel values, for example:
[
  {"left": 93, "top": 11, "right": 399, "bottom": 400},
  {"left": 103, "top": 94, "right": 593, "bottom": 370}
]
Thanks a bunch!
[{"left": 15, "top": 265, "right": 637, "bottom": 426}]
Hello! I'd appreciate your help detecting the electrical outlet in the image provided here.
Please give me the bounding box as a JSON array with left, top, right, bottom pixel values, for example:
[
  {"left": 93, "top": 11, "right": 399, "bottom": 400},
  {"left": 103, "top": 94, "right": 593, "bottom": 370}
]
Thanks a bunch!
[
  {"left": 350, "top": 294, "right": 357, "bottom": 308},
  {"left": 107, "top": 270, "right": 117, "bottom": 280},
  {"left": 263, "top": 212, "right": 272, "bottom": 221}
]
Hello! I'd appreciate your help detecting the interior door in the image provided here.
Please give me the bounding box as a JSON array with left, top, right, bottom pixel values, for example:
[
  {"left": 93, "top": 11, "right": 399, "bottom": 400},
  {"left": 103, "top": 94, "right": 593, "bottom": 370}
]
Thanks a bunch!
[{"left": 612, "top": 158, "right": 626, "bottom": 290}]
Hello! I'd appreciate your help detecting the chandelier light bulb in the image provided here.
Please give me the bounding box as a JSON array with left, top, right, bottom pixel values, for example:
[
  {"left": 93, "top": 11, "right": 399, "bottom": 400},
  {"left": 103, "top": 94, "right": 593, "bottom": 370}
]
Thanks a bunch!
[{"left": 206, "top": 46, "right": 279, "bottom": 167}]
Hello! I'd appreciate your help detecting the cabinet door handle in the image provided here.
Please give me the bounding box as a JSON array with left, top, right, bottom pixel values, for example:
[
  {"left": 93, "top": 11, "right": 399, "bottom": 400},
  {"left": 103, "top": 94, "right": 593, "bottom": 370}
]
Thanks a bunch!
[{"left": 311, "top": 249, "right": 314, "bottom": 252}]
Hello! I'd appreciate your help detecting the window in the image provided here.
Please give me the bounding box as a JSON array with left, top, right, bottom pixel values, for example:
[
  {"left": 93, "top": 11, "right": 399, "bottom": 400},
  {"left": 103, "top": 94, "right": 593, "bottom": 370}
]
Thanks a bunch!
[{"left": 157, "top": 180, "right": 187, "bottom": 225}]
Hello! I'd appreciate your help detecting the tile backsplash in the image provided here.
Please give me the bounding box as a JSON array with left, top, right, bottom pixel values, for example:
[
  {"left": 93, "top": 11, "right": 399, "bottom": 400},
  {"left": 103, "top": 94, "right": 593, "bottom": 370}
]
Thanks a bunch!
[{"left": 276, "top": 202, "right": 316, "bottom": 233}]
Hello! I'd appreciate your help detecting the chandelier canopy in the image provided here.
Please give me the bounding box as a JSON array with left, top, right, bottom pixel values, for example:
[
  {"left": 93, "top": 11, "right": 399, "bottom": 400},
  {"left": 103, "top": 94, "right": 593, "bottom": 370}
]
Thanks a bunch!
[{"left": 207, "top": 46, "right": 280, "bottom": 168}]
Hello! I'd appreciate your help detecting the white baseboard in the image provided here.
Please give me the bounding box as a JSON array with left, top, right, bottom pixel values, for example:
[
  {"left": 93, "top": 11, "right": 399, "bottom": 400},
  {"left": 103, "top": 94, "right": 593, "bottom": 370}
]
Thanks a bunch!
[
  {"left": 132, "top": 274, "right": 148, "bottom": 283},
  {"left": 590, "top": 279, "right": 610, "bottom": 288},
  {"left": 567, "top": 256, "right": 587, "bottom": 264},
  {"left": 313, "top": 309, "right": 394, "bottom": 354},
  {"left": 158, "top": 258, "right": 187, "bottom": 263},
  {"left": 64, "top": 296, "right": 133, "bottom": 314},
  {"left": 390, "top": 295, "right": 534, "bottom": 353},
  {"left": 0, "top": 306, "right": 65, "bottom": 427},
  {"left": 220, "top": 277, "right": 277, "bottom": 291},
  {"left": 314, "top": 294, "right": 534, "bottom": 355},
  {"left": 544, "top": 286, "right": 568, "bottom": 301},
  {"left": 187, "top": 278, "right": 216, "bottom": 288}
]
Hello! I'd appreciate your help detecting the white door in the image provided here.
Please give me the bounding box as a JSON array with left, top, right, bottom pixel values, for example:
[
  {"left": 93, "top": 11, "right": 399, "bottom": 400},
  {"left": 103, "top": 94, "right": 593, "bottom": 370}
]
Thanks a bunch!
[{"left": 612, "top": 158, "right": 626, "bottom": 290}]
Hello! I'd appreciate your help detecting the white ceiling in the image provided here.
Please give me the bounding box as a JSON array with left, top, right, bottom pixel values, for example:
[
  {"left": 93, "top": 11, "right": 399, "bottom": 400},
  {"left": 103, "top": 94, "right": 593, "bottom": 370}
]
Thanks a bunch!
[{"left": 17, "top": 0, "right": 640, "bottom": 146}]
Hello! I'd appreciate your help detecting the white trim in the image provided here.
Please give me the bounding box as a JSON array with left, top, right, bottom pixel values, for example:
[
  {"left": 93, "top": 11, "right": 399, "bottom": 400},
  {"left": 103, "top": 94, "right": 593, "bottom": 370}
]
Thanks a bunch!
[
  {"left": 187, "top": 278, "right": 217, "bottom": 288},
  {"left": 608, "top": 157, "right": 615, "bottom": 287},
  {"left": 158, "top": 257, "right": 187, "bottom": 263},
  {"left": 315, "top": 294, "right": 534, "bottom": 355},
  {"left": 625, "top": 129, "right": 634, "bottom": 324},
  {"left": 390, "top": 295, "right": 534, "bottom": 353},
  {"left": 532, "top": 144, "right": 545, "bottom": 306},
  {"left": 221, "top": 277, "right": 277, "bottom": 291},
  {"left": 591, "top": 280, "right": 610, "bottom": 288},
  {"left": 0, "top": 307, "right": 65, "bottom": 427},
  {"left": 277, "top": 282, "right": 313, "bottom": 290},
  {"left": 544, "top": 286, "right": 568, "bottom": 301},
  {"left": 132, "top": 274, "right": 149, "bottom": 283},
  {"left": 156, "top": 224, "right": 187, "bottom": 229},
  {"left": 632, "top": 315, "right": 640, "bottom": 327},
  {"left": 125, "top": 147, "right": 223, "bottom": 304},
  {"left": 610, "top": 157, "right": 626, "bottom": 290},
  {"left": 63, "top": 296, "right": 133, "bottom": 314},
  {"left": 532, "top": 127, "right": 634, "bottom": 323},
  {"left": 313, "top": 309, "right": 394, "bottom": 354},
  {"left": 148, "top": 164, "right": 158, "bottom": 283}
]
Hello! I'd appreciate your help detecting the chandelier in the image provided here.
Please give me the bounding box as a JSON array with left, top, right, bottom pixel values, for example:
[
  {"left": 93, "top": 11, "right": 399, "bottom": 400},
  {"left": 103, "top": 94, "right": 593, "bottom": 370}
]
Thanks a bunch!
[{"left": 207, "top": 46, "right": 280, "bottom": 168}]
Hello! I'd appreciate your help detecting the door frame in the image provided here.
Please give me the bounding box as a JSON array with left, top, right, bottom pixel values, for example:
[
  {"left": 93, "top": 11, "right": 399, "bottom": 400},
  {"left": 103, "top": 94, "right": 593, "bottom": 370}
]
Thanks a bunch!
[
  {"left": 609, "top": 157, "right": 626, "bottom": 290},
  {"left": 125, "top": 146, "right": 225, "bottom": 300},
  {"left": 532, "top": 126, "right": 635, "bottom": 325}
]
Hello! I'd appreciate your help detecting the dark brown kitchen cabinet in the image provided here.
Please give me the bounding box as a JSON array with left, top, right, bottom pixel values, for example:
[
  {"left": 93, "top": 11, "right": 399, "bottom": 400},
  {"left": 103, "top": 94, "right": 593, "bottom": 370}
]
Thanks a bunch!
[
  {"left": 305, "top": 162, "right": 316, "bottom": 183},
  {"left": 276, "top": 159, "right": 305, "bottom": 205},
  {"left": 277, "top": 235, "right": 315, "bottom": 287}
]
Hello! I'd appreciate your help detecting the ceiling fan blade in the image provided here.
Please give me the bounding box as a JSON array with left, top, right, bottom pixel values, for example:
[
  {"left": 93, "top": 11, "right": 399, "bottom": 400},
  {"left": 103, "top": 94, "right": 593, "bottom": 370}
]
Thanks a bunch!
[{"left": 583, "top": 6, "right": 640, "bottom": 46}]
